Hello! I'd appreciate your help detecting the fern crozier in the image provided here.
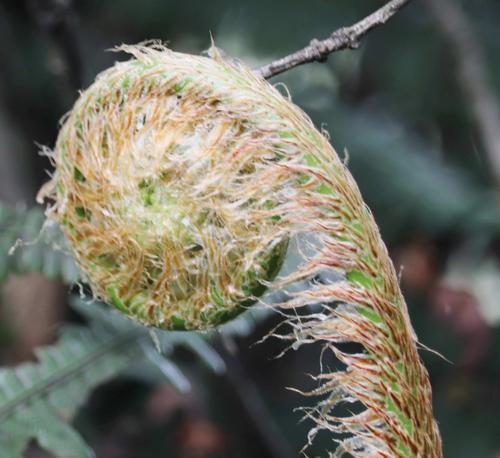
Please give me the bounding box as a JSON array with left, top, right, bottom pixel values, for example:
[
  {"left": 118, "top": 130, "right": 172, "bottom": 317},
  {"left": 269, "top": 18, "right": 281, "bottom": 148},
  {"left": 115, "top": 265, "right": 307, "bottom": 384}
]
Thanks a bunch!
[{"left": 38, "top": 44, "right": 442, "bottom": 457}]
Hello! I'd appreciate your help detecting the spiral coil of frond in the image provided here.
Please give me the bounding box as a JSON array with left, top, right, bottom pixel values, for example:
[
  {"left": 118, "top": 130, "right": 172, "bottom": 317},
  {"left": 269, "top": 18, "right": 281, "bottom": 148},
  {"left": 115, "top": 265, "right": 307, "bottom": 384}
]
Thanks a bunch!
[{"left": 38, "top": 44, "right": 442, "bottom": 457}]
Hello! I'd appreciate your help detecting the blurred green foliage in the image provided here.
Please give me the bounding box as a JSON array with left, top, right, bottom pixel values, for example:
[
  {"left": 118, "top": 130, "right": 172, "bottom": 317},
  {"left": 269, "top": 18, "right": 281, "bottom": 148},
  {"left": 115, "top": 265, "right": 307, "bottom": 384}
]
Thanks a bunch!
[{"left": 0, "top": 0, "right": 499, "bottom": 456}]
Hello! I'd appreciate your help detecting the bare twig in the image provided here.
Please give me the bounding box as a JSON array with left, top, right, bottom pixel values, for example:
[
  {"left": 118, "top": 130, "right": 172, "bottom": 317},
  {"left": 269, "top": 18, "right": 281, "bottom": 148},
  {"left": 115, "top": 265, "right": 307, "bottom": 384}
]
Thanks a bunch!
[
  {"left": 255, "top": 0, "right": 414, "bottom": 79},
  {"left": 424, "top": 0, "right": 500, "bottom": 186}
]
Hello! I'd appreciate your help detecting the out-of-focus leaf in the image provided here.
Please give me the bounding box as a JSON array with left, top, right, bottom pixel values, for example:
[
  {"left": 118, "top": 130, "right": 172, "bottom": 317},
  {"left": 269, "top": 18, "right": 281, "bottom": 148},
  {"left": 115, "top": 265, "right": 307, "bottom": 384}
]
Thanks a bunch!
[
  {"left": 0, "top": 203, "right": 80, "bottom": 284},
  {"left": 0, "top": 325, "right": 141, "bottom": 458}
]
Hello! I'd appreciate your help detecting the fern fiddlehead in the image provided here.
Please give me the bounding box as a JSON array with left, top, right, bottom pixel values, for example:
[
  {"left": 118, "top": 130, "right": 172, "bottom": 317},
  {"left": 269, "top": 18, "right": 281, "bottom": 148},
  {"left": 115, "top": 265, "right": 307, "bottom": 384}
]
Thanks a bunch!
[{"left": 38, "top": 44, "right": 442, "bottom": 457}]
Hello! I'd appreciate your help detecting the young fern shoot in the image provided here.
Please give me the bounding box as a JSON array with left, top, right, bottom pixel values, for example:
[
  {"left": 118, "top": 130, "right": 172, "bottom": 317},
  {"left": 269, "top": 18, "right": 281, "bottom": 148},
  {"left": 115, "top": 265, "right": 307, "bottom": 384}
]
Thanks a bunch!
[{"left": 38, "top": 44, "right": 442, "bottom": 457}]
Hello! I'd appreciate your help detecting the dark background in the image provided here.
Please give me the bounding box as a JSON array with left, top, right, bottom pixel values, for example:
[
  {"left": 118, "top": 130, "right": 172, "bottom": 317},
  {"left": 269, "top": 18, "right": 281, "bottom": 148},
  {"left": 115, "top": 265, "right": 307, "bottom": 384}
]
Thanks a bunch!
[{"left": 1, "top": 0, "right": 499, "bottom": 457}]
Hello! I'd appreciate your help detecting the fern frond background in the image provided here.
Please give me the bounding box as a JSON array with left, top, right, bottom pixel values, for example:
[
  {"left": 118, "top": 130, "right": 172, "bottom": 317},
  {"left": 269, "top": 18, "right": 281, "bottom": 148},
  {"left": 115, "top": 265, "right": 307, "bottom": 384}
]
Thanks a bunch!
[
  {"left": 0, "top": 204, "right": 80, "bottom": 284},
  {"left": 1, "top": 0, "right": 500, "bottom": 457},
  {"left": 0, "top": 325, "right": 138, "bottom": 458},
  {"left": 0, "top": 290, "right": 274, "bottom": 457}
]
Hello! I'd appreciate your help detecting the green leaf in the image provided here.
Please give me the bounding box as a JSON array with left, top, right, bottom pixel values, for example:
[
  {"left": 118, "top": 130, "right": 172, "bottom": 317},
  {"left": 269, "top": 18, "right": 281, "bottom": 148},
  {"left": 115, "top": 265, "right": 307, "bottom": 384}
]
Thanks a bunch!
[
  {"left": 304, "top": 153, "right": 320, "bottom": 168},
  {"left": 385, "top": 395, "right": 414, "bottom": 437},
  {"left": 356, "top": 304, "right": 383, "bottom": 325},
  {"left": 278, "top": 131, "right": 293, "bottom": 139},
  {"left": 0, "top": 325, "right": 141, "bottom": 458},
  {"left": 74, "top": 206, "right": 87, "bottom": 218},
  {"left": 210, "top": 282, "right": 226, "bottom": 307},
  {"left": 0, "top": 203, "right": 81, "bottom": 284},
  {"left": 106, "top": 285, "right": 129, "bottom": 314},
  {"left": 70, "top": 295, "right": 229, "bottom": 376},
  {"left": 173, "top": 77, "right": 193, "bottom": 93},
  {"left": 317, "top": 182, "right": 333, "bottom": 195},
  {"left": 170, "top": 315, "right": 186, "bottom": 330},
  {"left": 73, "top": 167, "right": 86, "bottom": 182},
  {"left": 346, "top": 269, "right": 374, "bottom": 288}
]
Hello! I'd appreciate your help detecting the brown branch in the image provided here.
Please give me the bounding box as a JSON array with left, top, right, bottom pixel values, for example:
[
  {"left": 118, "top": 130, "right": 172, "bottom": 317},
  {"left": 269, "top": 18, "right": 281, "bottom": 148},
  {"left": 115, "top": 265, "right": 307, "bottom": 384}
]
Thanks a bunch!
[
  {"left": 424, "top": 0, "right": 500, "bottom": 186},
  {"left": 255, "top": 0, "right": 414, "bottom": 79}
]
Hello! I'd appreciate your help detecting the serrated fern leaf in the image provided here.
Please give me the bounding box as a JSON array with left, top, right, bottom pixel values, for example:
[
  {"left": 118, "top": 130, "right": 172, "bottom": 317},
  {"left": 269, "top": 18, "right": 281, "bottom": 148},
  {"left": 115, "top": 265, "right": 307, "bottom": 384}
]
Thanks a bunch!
[
  {"left": 69, "top": 294, "right": 264, "bottom": 378},
  {"left": 0, "top": 203, "right": 80, "bottom": 284},
  {"left": 0, "top": 325, "right": 141, "bottom": 458},
  {"left": 71, "top": 295, "right": 227, "bottom": 381}
]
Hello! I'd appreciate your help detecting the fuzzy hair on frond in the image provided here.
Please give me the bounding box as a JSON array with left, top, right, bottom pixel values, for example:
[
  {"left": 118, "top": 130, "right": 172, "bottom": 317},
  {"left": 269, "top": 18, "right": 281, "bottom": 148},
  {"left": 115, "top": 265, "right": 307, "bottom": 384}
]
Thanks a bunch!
[{"left": 38, "top": 43, "right": 442, "bottom": 457}]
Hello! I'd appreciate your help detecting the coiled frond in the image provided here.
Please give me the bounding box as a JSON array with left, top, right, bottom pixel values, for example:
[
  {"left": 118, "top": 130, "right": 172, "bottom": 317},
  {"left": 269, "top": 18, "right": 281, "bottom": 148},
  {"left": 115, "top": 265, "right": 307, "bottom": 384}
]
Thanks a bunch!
[{"left": 38, "top": 44, "right": 442, "bottom": 456}]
